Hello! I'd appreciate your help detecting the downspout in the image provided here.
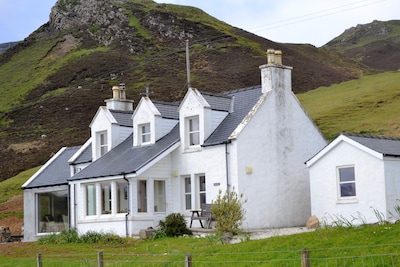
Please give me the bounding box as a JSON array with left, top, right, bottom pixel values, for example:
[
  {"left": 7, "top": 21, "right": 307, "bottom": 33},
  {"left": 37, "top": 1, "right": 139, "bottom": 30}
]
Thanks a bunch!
[
  {"left": 123, "top": 173, "right": 130, "bottom": 237},
  {"left": 224, "top": 141, "right": 231, "bottom": 192}
]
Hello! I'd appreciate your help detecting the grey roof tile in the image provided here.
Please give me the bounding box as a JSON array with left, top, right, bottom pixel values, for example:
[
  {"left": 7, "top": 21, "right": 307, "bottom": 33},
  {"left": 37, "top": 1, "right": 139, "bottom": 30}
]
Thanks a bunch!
[
  {"left": 204, "top": 86, "right": 262, "bottom": 146},
  {"left": 201, "top": 92, "right": 232, "bottom": 112},
  {"left": 344, "top": 133, "right": 400, "bottom": 157},
  {"left": 110, "top": 110, "right": 133, "bottom": 127},
  {"left": 69, "top": 125, "right": 180, "bottom": 180},
  {"left": 72, "top": 143, "right": 92, "bottom": 165},
  {"left": 153, "top": 101, "right": 179, "bottom": 119},
  {"left": 23, "top": 146, "right": 80, "bottom": 189}
]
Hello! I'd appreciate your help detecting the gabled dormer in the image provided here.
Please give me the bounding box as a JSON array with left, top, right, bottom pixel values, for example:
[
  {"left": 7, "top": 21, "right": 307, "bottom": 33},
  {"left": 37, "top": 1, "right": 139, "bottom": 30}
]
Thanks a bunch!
[
  {"left": 90, "top": 84, "right": 134, "bottom": 161},
  {"left": 178, "top": 88, "right": 212, "bottom": 151},
  {"left": 132, "top": 97, "right": 163, "bottom": 146}
]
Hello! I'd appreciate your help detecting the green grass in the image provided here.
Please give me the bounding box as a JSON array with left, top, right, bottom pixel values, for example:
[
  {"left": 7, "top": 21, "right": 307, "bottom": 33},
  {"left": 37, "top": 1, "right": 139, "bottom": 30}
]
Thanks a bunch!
[
  {"left": 1, "top": 224, "right": 400, "bottom": 266},
  {"left": 0, "top": 166, "right": 40, "bottom": 203},
  {"left": 297, "top": 71, "right": 400, "bottom": 140}
]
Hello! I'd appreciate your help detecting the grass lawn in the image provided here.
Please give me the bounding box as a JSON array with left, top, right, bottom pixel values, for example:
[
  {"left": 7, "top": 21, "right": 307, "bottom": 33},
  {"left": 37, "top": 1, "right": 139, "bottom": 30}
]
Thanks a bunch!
[{"left": 1, "top": 223, "right": 400, "bottom": 266}]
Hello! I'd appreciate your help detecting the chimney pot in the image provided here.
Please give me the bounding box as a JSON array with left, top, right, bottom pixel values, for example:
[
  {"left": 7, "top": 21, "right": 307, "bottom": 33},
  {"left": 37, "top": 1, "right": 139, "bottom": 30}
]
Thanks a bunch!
[
  {"left": 267, "top": 49, "right": 276, "bottom": 64},
  {"left": 112, "top": 85, "right": 120, "bottom": 99},
  {"left": 275, "top": 50, "right": 282, "bottom": 65},
  {"left": 119, "top": 83, "right": 126, "bottom": 100}
]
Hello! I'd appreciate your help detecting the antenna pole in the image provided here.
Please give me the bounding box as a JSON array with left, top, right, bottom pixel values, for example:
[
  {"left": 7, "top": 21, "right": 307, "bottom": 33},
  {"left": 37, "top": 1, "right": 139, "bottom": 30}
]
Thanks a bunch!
[{"left": 185, "top": 39, "right": 191, "bottom": 89}]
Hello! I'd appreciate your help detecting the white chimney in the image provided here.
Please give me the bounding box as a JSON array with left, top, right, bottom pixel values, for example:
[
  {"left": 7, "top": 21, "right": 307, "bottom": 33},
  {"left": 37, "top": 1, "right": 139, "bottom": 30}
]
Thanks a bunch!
[
  {"left": 105, "top": 84, "right": 134, "bottom": 111},
  {"left": 259, "top": 49, "right": 292, "bottom": 94}
]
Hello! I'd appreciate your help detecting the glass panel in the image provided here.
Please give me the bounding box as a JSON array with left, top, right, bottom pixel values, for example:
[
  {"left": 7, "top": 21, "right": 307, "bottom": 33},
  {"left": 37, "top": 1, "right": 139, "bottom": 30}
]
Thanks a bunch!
[
  {"left": 154, "top": 180, "right": 166, "bottom": 212},
  {"left": 341, "top": 183, "right": 356, "bottom": 197},
  {"left": 199, "top": 175, "right": 206, "bottom": 206},
  {"left": 101, "top": 182, "right": 112, "bottom": 214},
  {"left": 86, "top": 184, "right": 96, "bottom": 216},
  {"left": 184, "top": 177, "right": 191, "bottom": 210},
  {"left": 99, "top": 132, "right": 108, "bottom": 156},
  {"left": 189, "top": 117, "right": 200, "bottom": 146},
  {"left": 117, "top": 182, "right": 128, "bottom": 213},
  {"left": 38, "top": 190, "right": 68, "bottom": 233},
  {"left": 138, "top": 180, "right": 147, "bottom": 212},
  {"left": 339, "top": 167, "right": 355, "bottom": 182},
  {"left": 141, "top": 124, "right": 151, "bottom": 143}
]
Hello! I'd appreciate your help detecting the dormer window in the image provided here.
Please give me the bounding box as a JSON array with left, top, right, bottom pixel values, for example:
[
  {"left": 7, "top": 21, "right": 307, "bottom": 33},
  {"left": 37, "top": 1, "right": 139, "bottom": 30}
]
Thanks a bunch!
[
  {"left": 140, "top": 123, "right": 151, "bottom": 144},
  {"left": 188, "top": 116, "right": 200, "bottom": 146},
  {"left": 98, "top": 131, "right": 108, "bottom": 157}
]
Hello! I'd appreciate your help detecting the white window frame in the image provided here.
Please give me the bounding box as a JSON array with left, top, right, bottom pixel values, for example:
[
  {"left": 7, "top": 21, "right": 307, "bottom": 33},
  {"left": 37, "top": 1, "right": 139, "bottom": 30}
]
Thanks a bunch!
[
  {"left": 197, "top": 175, "right": 206, "bottom": 207},
  {"left": 183, "top": 176, "right": 192, "bottom": 211},
  {"left": 139, "top": 123, "right": 151, "bottom": 145},
  {"left": 337, "top": 166, "right": 356, "bottom": 199},
  {"left": 154, "top": 180, "right": 166, "bottom": 213},
  {"left": 187, "top": 116, "right": 200, "bottom": 147},
  {"left": 97, "top": 131, "right": 108, "bottom": 157}
]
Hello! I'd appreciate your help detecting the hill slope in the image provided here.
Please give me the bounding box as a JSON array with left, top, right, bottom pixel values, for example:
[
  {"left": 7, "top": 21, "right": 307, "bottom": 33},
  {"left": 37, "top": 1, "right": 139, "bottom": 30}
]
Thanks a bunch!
[
  {"left": 0, "top": 0, "right": 369, "bottom": 181},
  {"left": 324, "top": 20, "right": 400, "bottom": 71}
]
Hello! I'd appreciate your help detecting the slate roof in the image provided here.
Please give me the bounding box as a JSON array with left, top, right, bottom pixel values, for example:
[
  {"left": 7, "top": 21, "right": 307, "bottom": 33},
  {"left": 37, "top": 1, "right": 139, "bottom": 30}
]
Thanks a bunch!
[
  {"left": 69, "top": 125, "right": 180, "bottom": 181},
  {"left": 23, "top": 146, "right": 80, "bottom": 189},
  {"left": 201, "top": 92, "right": 233, "bottom": 112},
  {"left": 154, "top": 101, "right": 179, "bottom": 119},
  {"left": 344, "top": 133, "right": 400, "bottom": 157},
  {"left": 71, "top": 143, "right": 92, "bottom": 165},
  {"left": 110, "top": 110, "right": 133, "bottom": 127},
  {"left": 204, "top": 86, "right": 262, "bottom": 146}
]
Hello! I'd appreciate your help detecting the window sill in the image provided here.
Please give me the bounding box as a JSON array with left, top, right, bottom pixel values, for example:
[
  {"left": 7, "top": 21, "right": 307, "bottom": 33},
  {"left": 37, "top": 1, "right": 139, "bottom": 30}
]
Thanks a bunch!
[
  {"left": 184, "top": 146, "right": 202, "bottom": 153},
  {"left": 336, "top": 198, "right": 358, "bottom": 204}
]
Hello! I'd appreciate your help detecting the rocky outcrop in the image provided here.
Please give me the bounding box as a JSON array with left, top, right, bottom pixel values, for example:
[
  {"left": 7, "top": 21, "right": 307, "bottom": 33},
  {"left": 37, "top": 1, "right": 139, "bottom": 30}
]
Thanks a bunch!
[{"left": 50, "top": 0, "right": 130, "bottom": 46}]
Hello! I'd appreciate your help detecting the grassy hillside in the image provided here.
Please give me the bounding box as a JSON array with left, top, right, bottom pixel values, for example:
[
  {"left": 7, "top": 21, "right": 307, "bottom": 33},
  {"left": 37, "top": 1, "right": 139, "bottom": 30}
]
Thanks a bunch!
[
  {"left": 0, "top": 166, "right": 39, "bottom": 203},
  {"left": 298, "top": 71, "right": 400, "bottom": 140}
]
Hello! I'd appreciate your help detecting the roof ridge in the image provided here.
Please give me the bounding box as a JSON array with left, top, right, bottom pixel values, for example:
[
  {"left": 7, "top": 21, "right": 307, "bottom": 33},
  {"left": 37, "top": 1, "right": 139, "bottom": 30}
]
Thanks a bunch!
[
  {"left": 343, "top": 132, "right": 400, "bottom": 141},
  {"left": 221, "top": 85, "right": 261, "bottom": 96}
]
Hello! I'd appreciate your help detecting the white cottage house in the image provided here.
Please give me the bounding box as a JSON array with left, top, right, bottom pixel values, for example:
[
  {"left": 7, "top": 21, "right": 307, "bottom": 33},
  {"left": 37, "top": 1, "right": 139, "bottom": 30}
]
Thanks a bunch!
[
  {"left": 306, "top": 133, "right": 400, "bottom": 226},
  {"left": 22, "top": 49, "right": 327, "bottom": 241}
]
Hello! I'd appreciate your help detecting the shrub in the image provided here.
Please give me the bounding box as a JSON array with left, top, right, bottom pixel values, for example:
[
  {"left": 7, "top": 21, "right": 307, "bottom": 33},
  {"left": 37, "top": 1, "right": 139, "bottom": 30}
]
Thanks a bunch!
[
  {"left": 211, "top": 189, "right": 246, "bottom": 235},
  {"left": 158, "top": 213, "right": 192, "bottom": 237},
  {"left": 38, "top": 229, "right": 125, "bottom": 244}
]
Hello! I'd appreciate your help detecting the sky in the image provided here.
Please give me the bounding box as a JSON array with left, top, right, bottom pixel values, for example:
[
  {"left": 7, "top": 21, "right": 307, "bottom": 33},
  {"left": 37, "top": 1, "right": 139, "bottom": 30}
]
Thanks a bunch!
[{"left": 0, "top": 0, "right": 399, "bottom": 47}]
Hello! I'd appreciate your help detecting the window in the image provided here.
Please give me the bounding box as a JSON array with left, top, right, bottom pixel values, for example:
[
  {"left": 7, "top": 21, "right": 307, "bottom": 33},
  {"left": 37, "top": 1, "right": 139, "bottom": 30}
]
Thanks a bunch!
[
  {"left": 184, "top": 177, "right": 191, "bottom": 210},
  {"left": 137, "top": 180, "right": 147, "bottom": 212},
  {"left": 98, "top": 131, "right": 108, "bottom": 157},
  {"left": 154, "top": 180, "right": 166, "bottom": 212},
  {"left": 198, "top": 175, "right": 206, "bottom": 206},
  {"left": 117, "top": 182, "right": 128, "bottom": 213},
  {"left": 140, "top": 123, "right": 151, "bottom": 144},
  {"left": 86, "top": 184, "right": 97, "bottom": 216},
  {"left": 37, "top": 190, "right": 68, "bottom": 233},
  {"left": 101, "top": 182, "right": 112, "bottom": 214},
  {"left": 188, "top": 116, "right": 200, "bottom": 146},
  {"left": 338, "top": 166, "right": 356, "bottom": 197}
]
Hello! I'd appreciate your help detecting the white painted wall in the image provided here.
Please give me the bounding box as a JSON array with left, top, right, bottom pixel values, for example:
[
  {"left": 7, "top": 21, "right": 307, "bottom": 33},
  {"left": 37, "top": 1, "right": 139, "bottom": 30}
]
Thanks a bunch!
[
  {"left": 384, "top": 158, "right": 400, "bottom": 221},
  {"left": 234, "top": 88, "right": 326, "bottom": 229},
  {"left": 309, "top": 141, "right": 387, "bottom": 225}
]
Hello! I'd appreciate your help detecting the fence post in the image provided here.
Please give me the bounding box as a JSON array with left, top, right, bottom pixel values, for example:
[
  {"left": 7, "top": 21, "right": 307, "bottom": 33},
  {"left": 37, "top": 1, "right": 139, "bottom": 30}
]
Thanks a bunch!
[
  {"left": 98, "top": 251, "right": 104, "bottom": 267},
  {"left": 37, "top": 253, "right": 42, "bottom": 267},
  {"left": 185, "top": 253, "right": 192, "bottom": 267},
  {"left": 301, "top": 249, "right": 311, "bottom": 267}
]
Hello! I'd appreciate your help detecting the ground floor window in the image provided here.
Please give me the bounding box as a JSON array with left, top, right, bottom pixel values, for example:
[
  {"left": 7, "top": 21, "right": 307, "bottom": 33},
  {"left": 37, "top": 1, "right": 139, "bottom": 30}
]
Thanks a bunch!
[
  {"left": 154, "top": 180, "right": 166, "bottom": 212},
  {"left": 182, "top": 174, "right": 206, "bottom": 210},
  {"left": 184, "top": 177, "right": 191, "bottom": 210},
  {"left": 37, "top": 190, "right": 68, "bottom": 233},
  {"left": 338, "top": 166, "right": 356, "bottom": 198},
  {"left": 137, "top": 180, "right": 147, "bottom": 213},
  {"left": 84, "top": 180, "right": 128, "bottom": 217}
]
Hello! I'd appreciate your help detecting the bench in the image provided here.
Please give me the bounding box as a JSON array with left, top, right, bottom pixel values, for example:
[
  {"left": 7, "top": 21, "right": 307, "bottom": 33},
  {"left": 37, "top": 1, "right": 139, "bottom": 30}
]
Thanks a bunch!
[{"left": 190, "top": 203, "right": 213, "bottom": 229}]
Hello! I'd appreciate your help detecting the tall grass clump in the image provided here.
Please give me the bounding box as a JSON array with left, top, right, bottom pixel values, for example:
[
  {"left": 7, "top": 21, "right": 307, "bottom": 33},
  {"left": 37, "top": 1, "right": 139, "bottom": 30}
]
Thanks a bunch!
[{"left": 38, "top": 229, "right": 126, "bottom": 245}]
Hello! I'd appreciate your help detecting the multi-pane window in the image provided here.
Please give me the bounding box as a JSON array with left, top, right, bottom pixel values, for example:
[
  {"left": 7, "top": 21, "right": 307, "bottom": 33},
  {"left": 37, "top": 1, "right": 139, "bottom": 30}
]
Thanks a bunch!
[
  {"left": 98, "top": 131, "right": 108, "bottom": 157},
  {"left": 117, "top": 182, "right": 128, "bottom": 213},
  {"left": 86, "top": 184, "right": 97, "bottom": 216},
  {"left": 338, "top": 166, "right": 356, "bottom": 197},
  {"left": 101, "top": 182, "right": 112, "bottom": 214},
  {"left": 140, "top": 123, "right": 151, "bottom": 144},
  {"left": 188, "top": 117, "right": 200, "bottom": 146},
  {"left": 184, "top": 177, "right": 191, "bottom": 210},
  {"left": 198, "top": 175, "right": 206, "bottom": 206},
  {"left": 137, "top": 180, "right": 147, "bottom": 212},
  {"left": 154, "top": 180, "right": 166, "bottom": 212}
]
